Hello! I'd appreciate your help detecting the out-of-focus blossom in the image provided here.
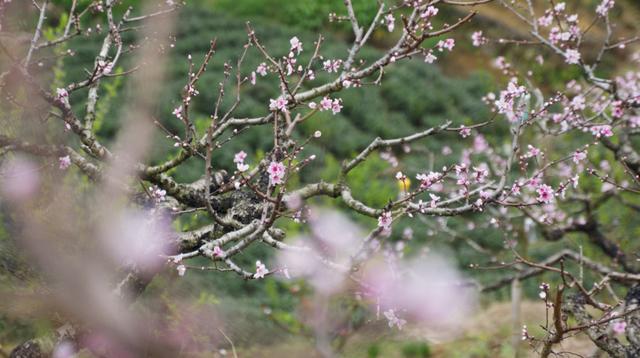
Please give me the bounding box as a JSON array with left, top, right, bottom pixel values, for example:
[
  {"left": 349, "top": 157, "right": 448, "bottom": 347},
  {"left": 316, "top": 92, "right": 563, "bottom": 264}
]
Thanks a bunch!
[
  {"left": 276, "top": 210, "right": 363, "bottom": 294},
  {"left": 177, "top": 264, "right": 186, "bottom": 276},
  {"left": 459, "top": 126, "right": 471, "bottom": 138},
  {"left": 383, "top": 309, "right": 406, "bottom": 330},
  {"left": 612, "top": 320, "right": 626, "bottom": 334},
  {"left": 362, "top": 254, "right": 476, "bottom": 330},
  {"left": 59, "top": 155, "right": 72, "bottom": 170},
  {"left": 590, "top": 125, "right": 613, "bottom": 138},
  {"left": 596, "top": 0, "right": 615, "bottom": 17},
  {"left": 612, "top": 100, "right": 625, "bottom": 118},
  {"left": 0, "top": 157, "right": 41, "bottom": 202},
  {"left": 99, "top": 210, "right": 174, "bottom": 273},
  {"left": 573, "top": 150, "right": 587, "bottom": 163},
  {"left": 424, "top": 51, "right": 437, "bottom": 64},
  {"left": 471, "top": 31, "right": 488, "bottom": 47},
  {"left": 564, "top": 49, "right": 581, "bottom": 64}
]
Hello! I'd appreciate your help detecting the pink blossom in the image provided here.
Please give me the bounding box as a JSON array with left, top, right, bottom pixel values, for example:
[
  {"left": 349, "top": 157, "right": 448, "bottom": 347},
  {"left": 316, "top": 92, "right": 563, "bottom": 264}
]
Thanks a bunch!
[
  {"left": 455, "top": 163, "right": 468, "bottom": 177},
  {"left": 250, "top": 71, "right": 256, "bottom": 85},
  {"left": 319, "top": 96, "right": 333, "bottom": 111},
  {"left": 0, "top": 157, "right": 41, "bottom": 201},
  {"left": 378, "top": 211, "right": 392, "bottom": 230},
  {"left": 549, "top": 26, "right": 572, "bottom": 45},
  {"left": 212, "top": 246, "right": 224, "bottom": 257},
  {"left": 323, "top": 59, "right": 342, "bottom": 73},
  {"left": 176, "top": 264, "right": 186, "bottom": 276},
  {"left": 269, "top": 97, "right": 288, "bottom": 112},
  {"left": 98, "top": 60, "right": 113, "bottom": 74},
  {"left": 305, "top": 69, "right": 315, "bottom": 81},
  {"left": 571, "top": 95, "right": 586, "bottom": 110},
  {"left": 495, "top": 79, "right": 527, "bottom": 122},
  {"left": 573, "top": 150, "right": 587, "bottom": 163},
  {"left": 52, "top": 341, "right": 75, "bottom": 358},
  {"left": 590, "top": 125, "right": 613, "bottom": 138},
  {"left": 55, "top": 88, "right": 68, "bottom": 101},
  {"left": 254, "top": 260, "right": 268, "bottom": 279},
  {"left": 493, "top": 56, "right": 509, "bottom": 70},
  {"left": 318, "top": 96, "right": 342, "bottom": 115},
  {"left": 596, "top": 0, "right": 615, "bottom": 17},
  {"left": 276, "top": 210, "right": 364, "bottom": 293},
  {"left": 471, "top": 135, "right": 487, "bottom": 153},
  {"left": 459, "top": 126, "right": 471, "bottom": 138},
  {"left": 172, "top": 106, "right": 182, "bottom": 119},
  {"left": 237, "top": 163, "right": 249, "bottom": 172},
  {"left": 422, "top": 6, "right": 439, "bottom": 18},
  {"left": 612, "top": 100, "right": 624, "bottom": 118},
  {"left": 472, "top": 166, "right": 488, "bottom": 183},
  {"left": 429, "top": 193, "right": 440, "bottom": 208},
  {"left": 58, "top": 155, "right": 71, "bottom": 170},
  {"left": 571, "top": 175, "right": 580, "bottom": 188},
  {"left": 538, "top": 14, "right": 553, "bottom": 27},
  {"left": 536, "top": 184, "right": 555, "bottom": 203},
  {"left": 528, "top": 176, "right": 541, "bottom": 188},
  {"left": 424, "top": 51, "right": 437, "bottom": 64},
  {"left": 510, "top": 183, "right": 521, "bottom": 196},
  {"left": 471, "top": 31, "right": 487, "bottom": 47},
  {"left": 150, "top": 185, "right": 166, "bottom": 203},
  {"left": 285, "top": 56, "right": 297, "bottom": 75},
  {"left": 331, "top": 98, "right": 343, "bottom": 114},
  {"left": 437, "top": 38, "right": 455, "bottom": 52},
  {"left": 256, "top": 62, "right": 268, "bottom": 76},
  {"left": 268, "top": 161, "right": 286, "bottom": 185},
  {"left": 564, "top": 49, "right": 581, "bottom": 64},
  {"left": 233, "top": 151, "right": 247, "bottom": 164},
  {"left": 525, "top": 145, "right": 542, "bottom": 158},
  {"left": 384, "top": 14, "right": 395, "bottom": 32},
  {"left": 611, "top": 320, "right": 626, "bottom": 334},
  {"left": 416, "top": 172, "right": 440, "bottom": 189},
  {"left": 289, "top": 36, "right": 303, "bottom": 55},
  {"left": 383, "top": 309, "right": 406, "bottom": 330},
  {"left": 280, "top": 267, "right": 290, "bottom": 279},
  {"left": 362, "top": 254, "right": 476, "bottom": 330}
]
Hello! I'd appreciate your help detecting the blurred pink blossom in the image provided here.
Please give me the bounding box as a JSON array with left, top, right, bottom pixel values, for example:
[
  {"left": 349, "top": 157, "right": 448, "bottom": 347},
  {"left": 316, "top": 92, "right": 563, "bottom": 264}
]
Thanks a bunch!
[
  {"left": 0, "top": 156, "right": 41, "bottom": 201},
  {"left": 362, "top": 254, "right": 476, "bottom": 330}
]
